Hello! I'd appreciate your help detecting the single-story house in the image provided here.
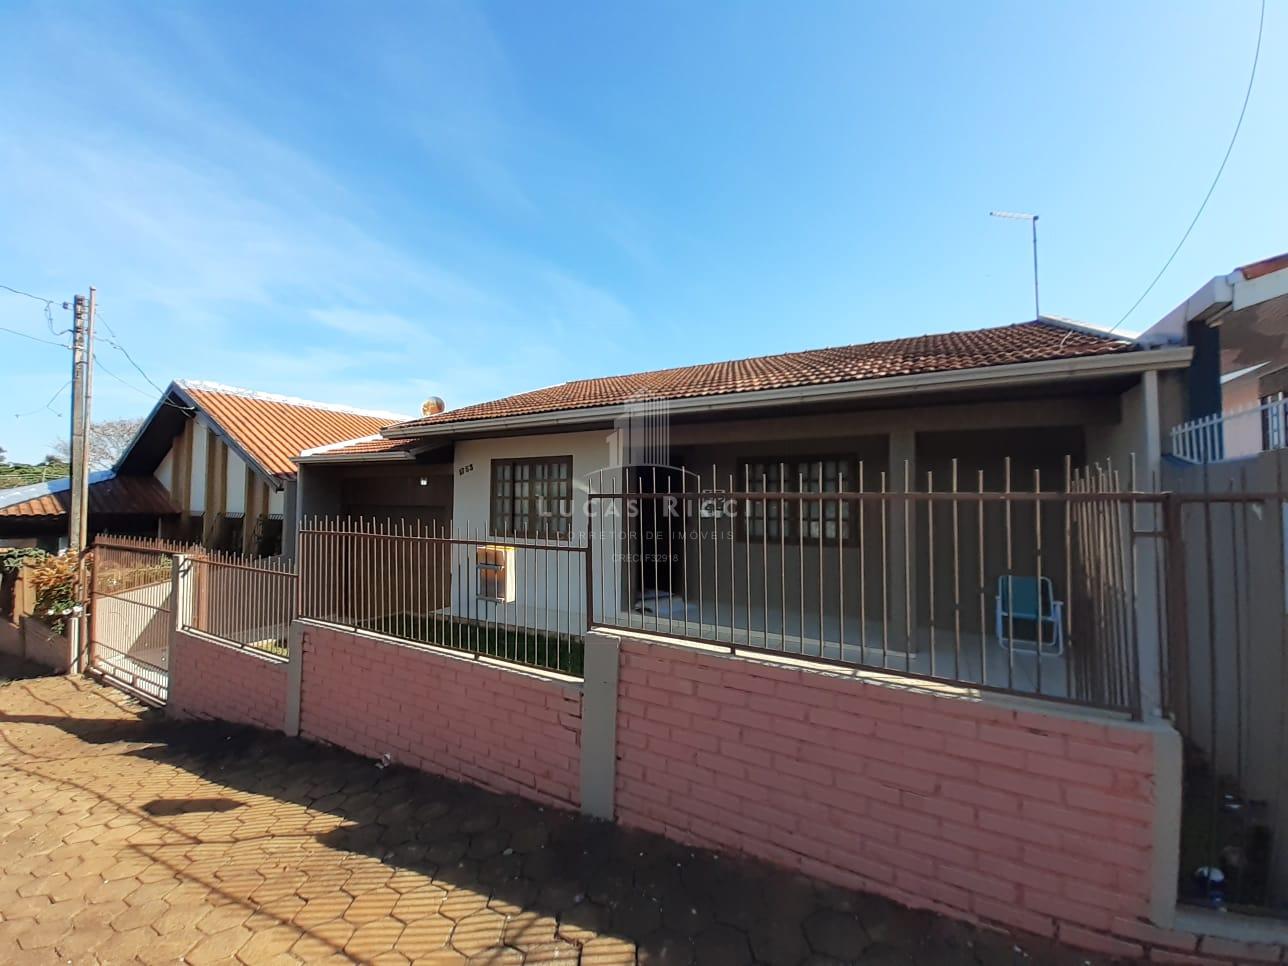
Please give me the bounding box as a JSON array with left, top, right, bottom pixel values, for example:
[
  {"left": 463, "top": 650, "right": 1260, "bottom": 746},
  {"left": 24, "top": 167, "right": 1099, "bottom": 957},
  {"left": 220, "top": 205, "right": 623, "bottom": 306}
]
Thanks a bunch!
[
  {"left": 296, "top": 317, "right": 1192, "bottom": 702},
  {"left": 0, "top": 380, "right": 406, "bottom": 555}
]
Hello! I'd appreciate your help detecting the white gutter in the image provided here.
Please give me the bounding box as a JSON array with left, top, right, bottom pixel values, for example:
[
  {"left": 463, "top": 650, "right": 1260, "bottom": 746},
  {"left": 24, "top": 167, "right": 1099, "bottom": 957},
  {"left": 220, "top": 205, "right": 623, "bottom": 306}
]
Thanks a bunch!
[
  {"left": 296, "top": 450, "right": 414, "bottom": 465},
  {"left": 384, "top": 346, "right": 1193, "bottom": 441}
]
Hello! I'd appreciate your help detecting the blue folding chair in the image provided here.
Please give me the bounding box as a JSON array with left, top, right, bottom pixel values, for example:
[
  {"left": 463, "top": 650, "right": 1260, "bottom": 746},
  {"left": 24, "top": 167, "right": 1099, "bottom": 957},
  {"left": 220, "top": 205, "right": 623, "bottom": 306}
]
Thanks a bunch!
[{"left": 995, "top": 576, "right": 1064, "bottom": 654}]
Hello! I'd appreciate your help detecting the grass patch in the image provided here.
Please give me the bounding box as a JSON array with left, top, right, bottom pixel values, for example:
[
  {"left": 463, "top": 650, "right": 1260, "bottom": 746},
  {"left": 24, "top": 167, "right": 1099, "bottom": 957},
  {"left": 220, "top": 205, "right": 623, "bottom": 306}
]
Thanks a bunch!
[
  {"left": 360, "top": 613, "right": 583, "bottom": 677},
  {"left": 247, "top": 639, "right": 288, "bottom": 659}
]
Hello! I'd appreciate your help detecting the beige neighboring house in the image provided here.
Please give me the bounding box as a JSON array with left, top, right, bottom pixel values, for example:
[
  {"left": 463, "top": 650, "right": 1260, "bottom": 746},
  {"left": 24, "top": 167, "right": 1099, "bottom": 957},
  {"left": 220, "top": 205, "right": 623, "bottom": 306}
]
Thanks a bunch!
[
  {"left": 114, "top": 381, "right": 408, "bottom": 556},
  {"left": 0, "top": 381, "right": 406, "bottom": 557}
]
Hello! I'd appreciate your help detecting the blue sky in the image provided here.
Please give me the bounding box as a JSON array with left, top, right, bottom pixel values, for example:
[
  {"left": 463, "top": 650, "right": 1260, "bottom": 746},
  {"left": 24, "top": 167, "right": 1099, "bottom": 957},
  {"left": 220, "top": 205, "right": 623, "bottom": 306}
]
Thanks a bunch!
[{"left": 0, "top": 1, "right": 1283, "bottom": 462}]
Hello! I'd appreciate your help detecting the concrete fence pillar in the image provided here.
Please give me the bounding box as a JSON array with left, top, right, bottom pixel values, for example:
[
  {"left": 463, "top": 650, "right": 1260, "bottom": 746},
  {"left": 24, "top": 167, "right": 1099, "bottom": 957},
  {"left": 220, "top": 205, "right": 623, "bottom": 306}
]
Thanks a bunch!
[
  {"left": 1150, "top": 722, "right": 1183, "bottom": 927},
  {"left": 579, "top": 629, "right": 620, "bottom": 820},
  {"left": 284, "top": 621, "right": 304, "bottom": 737}
]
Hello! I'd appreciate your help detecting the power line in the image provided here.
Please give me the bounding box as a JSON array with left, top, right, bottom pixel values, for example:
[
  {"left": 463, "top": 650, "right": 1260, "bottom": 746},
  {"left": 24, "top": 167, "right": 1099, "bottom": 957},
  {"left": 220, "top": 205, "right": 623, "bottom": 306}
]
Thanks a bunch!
[
  {"left": 0, "top": 324, "right": 68, "bottom": 349},
  {"left": 1105, "top": 0, "right": 1265, "bottom": 336},
  {"left": 94, "top": 350, "right": 193, "bottom": 412},
  {"left": 13, "top": 380, "right": 70, "bottom": 419},
  {"left": 93, "top": 309, "right": 170, "bottom": 396},
  {"left": 0, "top": 282, "right": 70, "bottom": 337},
  {"left": 93, "top": 354, "right": 153, "bottom": 399},
  {"left": 0, "top": 283, "right": 55, "bottom": 304}
]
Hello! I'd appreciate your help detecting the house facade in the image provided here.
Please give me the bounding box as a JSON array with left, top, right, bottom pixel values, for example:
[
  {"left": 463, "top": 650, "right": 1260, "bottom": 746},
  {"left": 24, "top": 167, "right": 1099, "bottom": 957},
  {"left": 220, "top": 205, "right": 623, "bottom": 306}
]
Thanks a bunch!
[{"left": 296, "top": 318, "right": 1190, "bottom": 708}]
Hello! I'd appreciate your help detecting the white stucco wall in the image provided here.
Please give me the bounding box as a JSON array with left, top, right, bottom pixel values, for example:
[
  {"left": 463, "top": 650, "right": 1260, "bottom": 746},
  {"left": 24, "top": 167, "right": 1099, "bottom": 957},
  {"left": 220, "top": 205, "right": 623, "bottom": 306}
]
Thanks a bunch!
[
  {"left": 450, "top": 429, "right": 617, "bottom": 633},
  {"left": 189, "top": 425, "right": 208, "bottom": 513},
  {"left": 154, "top": 449, "right": 173, "bottom": 493},
  {"left": 269, "top": 488, "right": 285, "bottom": 516},
  {"left": 1222, "top": 372, "right": 1266, "bottom": 459},
  {"left": 225, "top": 449, "right": 248, "bottom": 515},
  {"left": 1086, "top": 375, "right": 1159, "bottom": 487}
]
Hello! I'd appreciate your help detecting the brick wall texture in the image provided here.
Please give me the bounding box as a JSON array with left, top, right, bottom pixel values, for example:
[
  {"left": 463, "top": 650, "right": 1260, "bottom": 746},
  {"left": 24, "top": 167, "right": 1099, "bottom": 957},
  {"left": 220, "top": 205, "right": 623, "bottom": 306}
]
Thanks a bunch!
[
  {"left": 168, "top": 629, "right": 287, "bottom": 733},
  {"left": 613, "top": 637, "right": 1172, "bottom": 960},
  {"left": 299, "top": 624, "right": 582, "bottom": 810}
]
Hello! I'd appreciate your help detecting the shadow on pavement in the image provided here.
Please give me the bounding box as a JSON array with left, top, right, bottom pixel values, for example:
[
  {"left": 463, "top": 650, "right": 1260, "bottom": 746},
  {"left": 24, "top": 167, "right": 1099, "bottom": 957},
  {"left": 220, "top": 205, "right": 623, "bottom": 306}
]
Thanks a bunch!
[
  {"left": 7, "top": 699, "right": 1123, "bottom": 965},
  {"left": 0, "top": 653, "right": 56, "bottom": 685}
]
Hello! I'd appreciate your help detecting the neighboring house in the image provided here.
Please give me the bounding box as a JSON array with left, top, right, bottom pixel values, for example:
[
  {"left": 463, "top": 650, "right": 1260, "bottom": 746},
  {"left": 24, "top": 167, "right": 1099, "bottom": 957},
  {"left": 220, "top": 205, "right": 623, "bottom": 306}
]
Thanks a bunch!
[
  {"left": 0, "top": 471, "right": 177, "bottom": 550},
  {"left": 297, "top": 317, "right": 1191, "bottom": 687},
  {"left": 1145, "top": 251, "right": 1288, "bottom": 463},
  {"left": 0, "top": 380, "right": 406, "bottom": 555}
]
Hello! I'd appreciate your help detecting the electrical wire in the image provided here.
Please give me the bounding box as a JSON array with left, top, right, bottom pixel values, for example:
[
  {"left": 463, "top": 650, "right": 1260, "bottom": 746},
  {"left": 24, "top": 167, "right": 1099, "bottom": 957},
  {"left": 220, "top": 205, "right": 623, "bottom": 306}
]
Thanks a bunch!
[
  {"left": 13, "top": 380, "right": 70, "bottom": 419},
  {"left": 93, "top": 310, "right": 170, "bottom": 396},
  {"left": 93, "top": 354, "right": 155, "bottom": 399},
  {"left": 0, "top": 324, "right": 68, "bottom": 349},
  {"left": 0, "top": 282, "right": 69, "bottom": 337},
  {"left": 91, "top": 310, "right": 193, "bottom": 412},
  {"left": 94, "top": 353, "right": 191, "bottom": 412},
  {"left": 1102, "top": 0, "right": 1266, "bottom": 337},
  {"left": 0, "top": 283, "right": 55, "bottom": 304}
]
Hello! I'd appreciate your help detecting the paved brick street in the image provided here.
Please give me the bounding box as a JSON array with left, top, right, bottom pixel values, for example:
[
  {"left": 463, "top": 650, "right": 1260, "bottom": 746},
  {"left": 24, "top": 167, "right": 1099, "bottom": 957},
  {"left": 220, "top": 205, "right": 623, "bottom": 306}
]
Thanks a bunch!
[{"left": 0, "top": 664, "right": 1118, "bottom": 964}]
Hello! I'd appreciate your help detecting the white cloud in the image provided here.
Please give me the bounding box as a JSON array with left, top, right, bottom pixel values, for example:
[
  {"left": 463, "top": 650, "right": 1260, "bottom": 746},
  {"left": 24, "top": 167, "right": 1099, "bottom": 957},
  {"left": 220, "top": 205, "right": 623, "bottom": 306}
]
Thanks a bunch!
[{"left": 0, "top": 3, "right": 645, "bottom": 461}]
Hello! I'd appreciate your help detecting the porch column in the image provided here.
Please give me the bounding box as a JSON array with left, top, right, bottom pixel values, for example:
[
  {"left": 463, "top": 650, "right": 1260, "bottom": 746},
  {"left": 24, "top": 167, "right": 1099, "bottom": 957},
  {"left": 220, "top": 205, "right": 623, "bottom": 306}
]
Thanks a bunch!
[{"left": 888, "top": 430, "right": 917, "bottom": 652}]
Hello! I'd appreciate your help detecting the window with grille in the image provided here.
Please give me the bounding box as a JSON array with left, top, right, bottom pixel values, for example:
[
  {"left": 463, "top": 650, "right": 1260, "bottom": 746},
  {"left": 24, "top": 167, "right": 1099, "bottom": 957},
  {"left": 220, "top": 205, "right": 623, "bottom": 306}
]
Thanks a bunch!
[
  {"left": 490, "top": 456, "right": 574, "bottom": 538},
  {"left": 742, "top": 459, "right": 852, "bottom": 541}
]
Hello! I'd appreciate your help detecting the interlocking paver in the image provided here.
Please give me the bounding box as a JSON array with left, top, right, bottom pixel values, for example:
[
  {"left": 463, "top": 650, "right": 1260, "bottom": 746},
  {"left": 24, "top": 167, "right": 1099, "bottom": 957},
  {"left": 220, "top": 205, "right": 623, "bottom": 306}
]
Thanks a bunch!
[{"left": 0, "top": 665, "right": 1127, "bottom": 966}]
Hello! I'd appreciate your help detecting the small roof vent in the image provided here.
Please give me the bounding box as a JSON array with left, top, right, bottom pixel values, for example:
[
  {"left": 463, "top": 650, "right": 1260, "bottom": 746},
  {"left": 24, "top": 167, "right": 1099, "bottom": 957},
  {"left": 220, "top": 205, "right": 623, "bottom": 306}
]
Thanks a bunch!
[{"left": 421, "top": 396, "right": 446, "bottom": 417}]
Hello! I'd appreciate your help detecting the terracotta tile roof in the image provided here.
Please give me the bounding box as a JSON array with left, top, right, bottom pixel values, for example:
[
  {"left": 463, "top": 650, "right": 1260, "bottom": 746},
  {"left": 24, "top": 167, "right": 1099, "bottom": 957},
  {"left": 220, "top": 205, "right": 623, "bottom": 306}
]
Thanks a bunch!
[
  {"left": 0, "top": 473, "right": 177, "bottom": 520},
  {"left": 1240, "top": 252, "right": 1288, "bottom": 281},
  {"left": 176, "top": 382, "right": 408, "bottom": 481},
  {"left": 392, "top": 320, "right": 1135, "bottom": 432}
]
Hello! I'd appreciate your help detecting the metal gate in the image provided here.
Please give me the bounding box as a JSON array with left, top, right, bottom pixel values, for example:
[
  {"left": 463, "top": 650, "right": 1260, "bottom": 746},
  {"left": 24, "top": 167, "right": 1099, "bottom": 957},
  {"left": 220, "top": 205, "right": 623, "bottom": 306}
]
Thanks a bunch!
[
  {"left": 88, "top": 539, "right": 176, "bottom": 704},
  {"left": 1165, "top": 475, "right": 1288, "bottom": 917}
]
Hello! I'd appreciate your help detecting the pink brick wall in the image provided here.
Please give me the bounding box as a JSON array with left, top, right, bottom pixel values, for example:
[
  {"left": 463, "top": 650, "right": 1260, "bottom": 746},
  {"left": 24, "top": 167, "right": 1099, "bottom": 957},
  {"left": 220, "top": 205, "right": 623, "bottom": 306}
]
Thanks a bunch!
[
  {"left": 614, "top": 638, "right": 1168, "bottom": 958},
  {"left": 299, "top": 624, "right": 582, "bottom": 809},
  {"left": 169, "top": 629, "right": 287, "bottom": 732}
]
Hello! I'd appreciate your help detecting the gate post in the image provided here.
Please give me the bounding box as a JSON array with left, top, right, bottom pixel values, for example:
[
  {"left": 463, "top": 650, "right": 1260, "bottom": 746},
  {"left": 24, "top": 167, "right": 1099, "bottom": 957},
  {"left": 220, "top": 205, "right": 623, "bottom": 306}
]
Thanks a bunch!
[
  {"left": 169, "top": 554, "right": 187, "bottom": 638},
  {"left": 75, "top": 549, "right": 91, "bottom": 674}
]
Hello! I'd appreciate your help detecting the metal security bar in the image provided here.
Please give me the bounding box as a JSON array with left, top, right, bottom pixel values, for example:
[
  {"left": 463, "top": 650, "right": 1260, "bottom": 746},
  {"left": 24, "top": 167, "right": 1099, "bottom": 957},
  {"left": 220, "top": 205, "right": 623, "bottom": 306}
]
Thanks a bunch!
[
  {"left": 297, "top": 517, "right": 588, "bottom": 676},
  {"left": 181, "top": 551, "right": 296, "bottom": 659},
  {"left": 89, "top": 539, "right": 178, "bottom": 703},
  {"left": 588, "top": 460, "right": 1156, "bottom": 715},
  {"left": 1166, "top": 464, "right": 1288, "bottom": 917}
]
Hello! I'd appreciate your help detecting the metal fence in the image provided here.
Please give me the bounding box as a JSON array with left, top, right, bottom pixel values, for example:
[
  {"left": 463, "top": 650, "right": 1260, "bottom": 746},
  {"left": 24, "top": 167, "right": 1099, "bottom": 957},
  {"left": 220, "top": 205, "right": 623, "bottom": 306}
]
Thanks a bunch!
[
  {"left": 179, "top": 551, "right": 296, "bottom": 659},
  {"left": 1170, "top": 394, "right": 1288, "bottom": 464},
  {"left": 297, "top": 517, "right": 588, "bottom": 676},
  {"left": 587, "top": 461, "right": 1155, "bottom": 715},
  {"left": 1164, "top": 455, "right": 1288, "bottom": 917}
]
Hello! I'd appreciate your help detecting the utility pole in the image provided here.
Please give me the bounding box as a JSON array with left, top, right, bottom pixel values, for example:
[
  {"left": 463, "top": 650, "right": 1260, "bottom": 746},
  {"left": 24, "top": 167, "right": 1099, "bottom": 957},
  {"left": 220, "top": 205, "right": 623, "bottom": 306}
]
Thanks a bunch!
[
  {"left": 68, "top": 288, "right": 95, "bottom": 555},
  {"left": 68, "top": 287, "right": 95, "bottom": 673}
]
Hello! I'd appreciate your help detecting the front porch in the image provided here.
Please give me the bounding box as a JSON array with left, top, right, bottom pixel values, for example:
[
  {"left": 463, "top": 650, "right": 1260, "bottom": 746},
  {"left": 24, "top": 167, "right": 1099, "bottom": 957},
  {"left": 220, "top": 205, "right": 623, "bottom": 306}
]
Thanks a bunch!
[{"left": 612, "top": 605, "right": 1070, "bottom": 698}]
